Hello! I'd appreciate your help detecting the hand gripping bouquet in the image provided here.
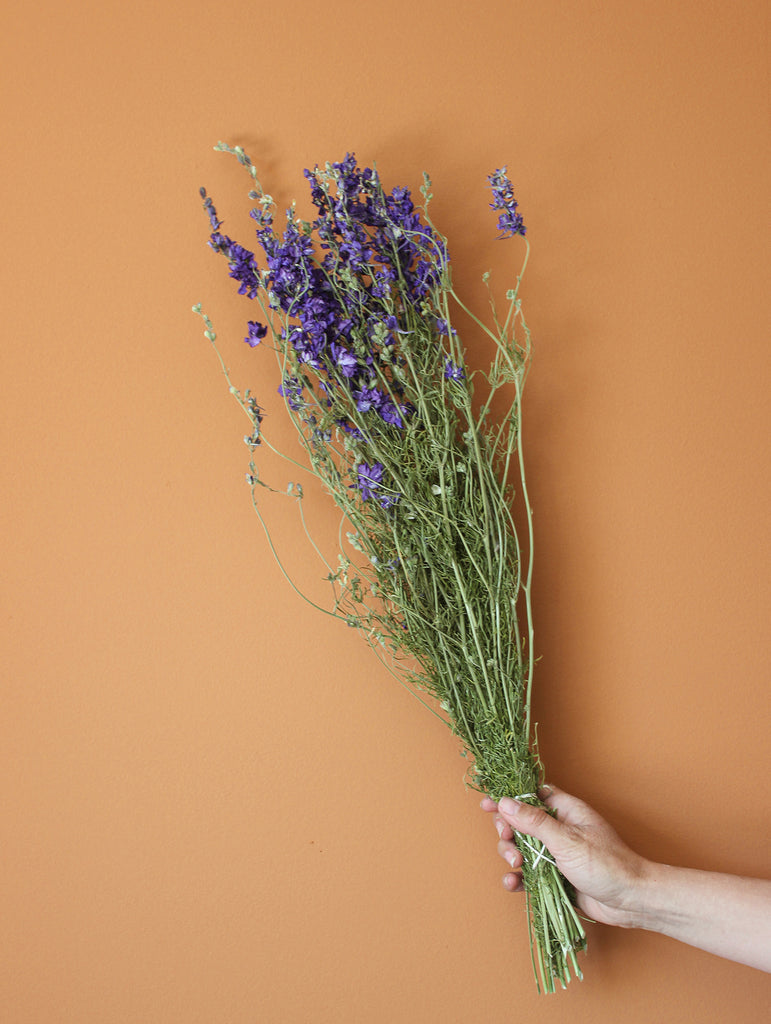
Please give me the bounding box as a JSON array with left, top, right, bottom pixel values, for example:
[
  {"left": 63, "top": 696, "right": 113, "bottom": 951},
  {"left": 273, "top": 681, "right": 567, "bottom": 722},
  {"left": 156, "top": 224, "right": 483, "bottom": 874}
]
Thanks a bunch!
[{"left": 194, "top": 143, "right": 587, "bottom": 990}]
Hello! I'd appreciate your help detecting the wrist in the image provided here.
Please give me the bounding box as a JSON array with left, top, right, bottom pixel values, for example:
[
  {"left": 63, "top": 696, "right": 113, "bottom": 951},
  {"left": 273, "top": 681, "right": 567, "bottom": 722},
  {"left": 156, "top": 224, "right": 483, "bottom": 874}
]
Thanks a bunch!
[
  {"left": 623, "top": 860, "right": 688, "bottom": 933},
  {"left": 615, "top": 857, "right": 670, "bottom": 931}
]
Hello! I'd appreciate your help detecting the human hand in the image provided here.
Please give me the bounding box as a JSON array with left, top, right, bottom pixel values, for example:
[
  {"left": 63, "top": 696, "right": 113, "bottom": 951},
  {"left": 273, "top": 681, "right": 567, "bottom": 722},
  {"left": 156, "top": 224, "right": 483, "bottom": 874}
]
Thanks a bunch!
[{"left": 481, "top": 784, "right": 650, "bottom": 928}]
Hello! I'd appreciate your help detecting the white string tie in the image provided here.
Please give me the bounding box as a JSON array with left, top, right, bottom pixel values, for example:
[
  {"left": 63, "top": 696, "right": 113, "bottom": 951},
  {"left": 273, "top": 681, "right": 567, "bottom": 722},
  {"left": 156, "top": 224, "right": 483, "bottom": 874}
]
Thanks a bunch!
[{"left": 516, "top": 835, "right": 557, "bottom": 868}]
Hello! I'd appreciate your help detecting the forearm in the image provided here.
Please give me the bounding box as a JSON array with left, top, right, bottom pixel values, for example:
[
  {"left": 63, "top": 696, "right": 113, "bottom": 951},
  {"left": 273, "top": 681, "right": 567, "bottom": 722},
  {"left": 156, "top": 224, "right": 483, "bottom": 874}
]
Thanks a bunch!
[{"left": 630, "top": 861, "right": 771, "bottom": 972}]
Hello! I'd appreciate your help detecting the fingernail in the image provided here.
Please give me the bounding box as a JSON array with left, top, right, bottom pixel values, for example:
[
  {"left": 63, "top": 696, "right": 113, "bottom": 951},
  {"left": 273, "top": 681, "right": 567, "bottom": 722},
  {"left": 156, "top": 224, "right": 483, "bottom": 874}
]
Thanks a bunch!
[
  {"left": 538, "top": 784, "right": 553, "bottom": 797},
  {"left": 495, "top": 817, "right": 505, "bottom": 837},
  {"left": 499, "top": 797, "right": 521, "bottom": 816}
]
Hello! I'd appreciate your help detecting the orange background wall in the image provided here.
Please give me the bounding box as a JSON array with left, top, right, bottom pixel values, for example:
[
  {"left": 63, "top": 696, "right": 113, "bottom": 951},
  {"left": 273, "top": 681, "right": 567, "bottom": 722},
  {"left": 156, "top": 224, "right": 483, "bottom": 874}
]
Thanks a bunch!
[{"left": 2, "top": 1, "right": 769, "bottom": 1021}]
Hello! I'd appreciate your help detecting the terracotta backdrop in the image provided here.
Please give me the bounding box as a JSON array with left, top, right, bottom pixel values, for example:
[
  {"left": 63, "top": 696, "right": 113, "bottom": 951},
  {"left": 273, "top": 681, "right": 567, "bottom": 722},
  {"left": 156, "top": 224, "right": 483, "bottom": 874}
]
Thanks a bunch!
[{"left": 2, "top": 1, "right": 769, "bottom": 1021}]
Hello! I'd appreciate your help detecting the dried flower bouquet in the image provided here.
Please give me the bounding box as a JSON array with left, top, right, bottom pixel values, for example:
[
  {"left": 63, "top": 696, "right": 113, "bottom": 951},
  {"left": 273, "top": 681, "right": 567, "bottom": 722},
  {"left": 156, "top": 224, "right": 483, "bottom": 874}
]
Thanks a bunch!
[{"left": 194, "top": 143, "right": 586, "bottom": 990}]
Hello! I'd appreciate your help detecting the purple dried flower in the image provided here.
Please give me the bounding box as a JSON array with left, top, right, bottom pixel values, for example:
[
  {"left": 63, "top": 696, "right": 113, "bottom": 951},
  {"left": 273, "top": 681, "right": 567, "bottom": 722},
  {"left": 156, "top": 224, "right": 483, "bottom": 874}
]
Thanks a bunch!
[
  {"left": 208, "top": 237, "right": 261, "bottom": 298},
  {"left": 379, "top": 491, "right": 401, "bottom": 509},
  {"left": 436, "top": 319, "right": 457, "bottom": 337},
  {"left": 444, "top": 359, "right": 465, "bottom": 382},
  {"left": 378, "top": 399, "right": 404, "bottom": 428},
  {"left": 354, "top": 386, "right": 380, "bottom": 413},
  {"left": 329, "top": 342, "right": 359, "bottom": 378},
  {"left": 245, "top": 321, "right": 268, "bottom": 347},
  {"left": 200, "top": 188, "right": 222, "bottom": 230},
  {"left": 487, "top": 167, "right": 526, "bottom": 238},
  {"left": 356, "top": 462, "right": 384, "bottom": 501}
]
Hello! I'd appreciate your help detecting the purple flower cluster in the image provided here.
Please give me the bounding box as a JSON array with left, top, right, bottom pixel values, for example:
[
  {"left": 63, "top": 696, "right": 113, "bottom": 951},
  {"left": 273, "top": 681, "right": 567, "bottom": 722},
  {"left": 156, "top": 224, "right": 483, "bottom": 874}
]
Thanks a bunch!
[
  {"left": 202, "top": 157, "right": 447, "bottom": 507},
  {"left": 202, "top": 154, "right": 524, "bottom": 509},
  {"left": 487, "top": 168, "right": 526, "bottom": 238},
  {"left": 305, "top": 155, "right": 446, "bottom": 301},
  {"left": 202, "top": 163, "right": 439, "bottom": 450}
]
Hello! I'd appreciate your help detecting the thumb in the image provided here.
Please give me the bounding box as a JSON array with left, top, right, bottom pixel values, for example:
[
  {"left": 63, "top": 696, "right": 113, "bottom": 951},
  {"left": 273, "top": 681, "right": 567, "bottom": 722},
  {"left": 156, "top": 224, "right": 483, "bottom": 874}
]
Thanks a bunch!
[{"left": 497, "top": 797, "right": 569, "bottom": 857}]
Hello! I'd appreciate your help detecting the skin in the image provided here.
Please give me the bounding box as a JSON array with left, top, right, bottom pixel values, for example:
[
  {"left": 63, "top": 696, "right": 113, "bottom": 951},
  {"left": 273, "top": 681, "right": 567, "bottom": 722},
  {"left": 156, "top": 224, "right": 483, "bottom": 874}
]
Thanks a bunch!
[{"left": 481, "top": 784, "right": 771, "bottom": 972}]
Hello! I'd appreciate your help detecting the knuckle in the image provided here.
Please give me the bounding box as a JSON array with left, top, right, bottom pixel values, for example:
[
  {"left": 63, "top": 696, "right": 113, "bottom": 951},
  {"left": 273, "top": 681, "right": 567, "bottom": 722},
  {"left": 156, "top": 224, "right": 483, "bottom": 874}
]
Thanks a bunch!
[{"left": 516, "top": 802, "right": 543, "bottom": 825}]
